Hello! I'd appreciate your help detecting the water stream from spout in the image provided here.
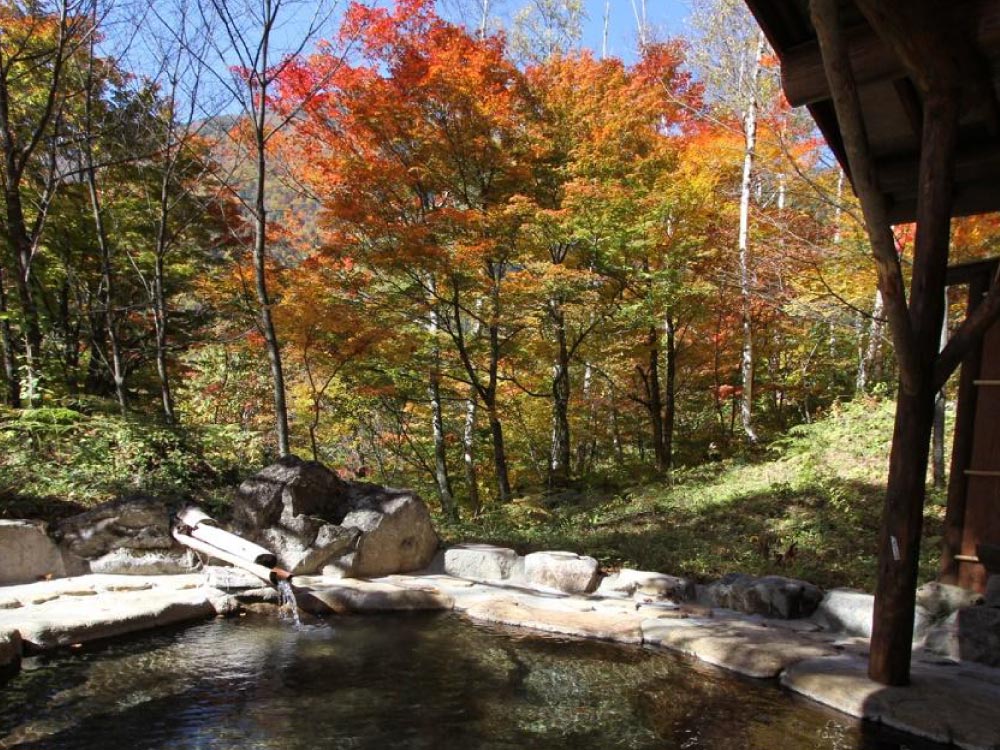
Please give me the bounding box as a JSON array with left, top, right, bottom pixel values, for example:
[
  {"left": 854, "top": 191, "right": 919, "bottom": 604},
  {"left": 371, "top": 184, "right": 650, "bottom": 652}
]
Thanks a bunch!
[{"left": 277, "top": 579, "right": 301, "bottom": 627}]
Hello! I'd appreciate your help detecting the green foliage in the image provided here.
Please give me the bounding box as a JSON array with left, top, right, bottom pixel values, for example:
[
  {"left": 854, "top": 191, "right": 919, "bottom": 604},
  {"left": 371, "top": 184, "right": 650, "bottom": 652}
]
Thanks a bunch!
[
  {"left": 439, "top": 397, "right": 942, "bottom": 592},
  {"left": 0, "top": 401, "right": 262, "bottom": 519}
]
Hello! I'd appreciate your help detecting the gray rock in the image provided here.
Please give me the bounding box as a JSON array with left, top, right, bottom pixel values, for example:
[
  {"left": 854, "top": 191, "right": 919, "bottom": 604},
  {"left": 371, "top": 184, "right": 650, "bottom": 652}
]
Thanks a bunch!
[
  {"left": 523, "top": 551, "right": 599, "bottom": 594},
  {"left": 258, "top": 522, "right": 359, "bottom": 576},
  {"left": 0, "top": 628, "right": 21, "bottom": 677},
  {"left": 233, "top": 455, "right": 350, "bottom": 529},
  {"left": 88, "top": 548, "right": 200, "bottom": 576},
  {"left": 813, "top": 587, "right": 933, "bottom": 640},
  {"left": 0, "top": 520, "right": 66, "bottom": 585},
  {"left": 597, "top": 568, "right": 694, "bottom": 602},
  {"left": 234, "top": 455, "right": 438, "bottom": 577},
  {"left": 782, "top": 654, "right": 1000, "bottom": 750},
  {"left": 208, "top": 594, "right": 241, "bottom": 618},
  {"left": 295, "top": 579, "right": 453, "bottom": 614},
  {"left": 641, "top": 616, "right": 837, "bottom": 678},
  {"left": 442, "top": 544, "right": 520, "bottom": 581},
  {"left": 52, "top": 496, "right": 194, "bottom": 576},
  {"left": 344, "top": 493, "right": 438, "bottom": 578},
  {"left": 925, "top": 606, "right": 1000, "bottom": 667},
  {"left": 203, "top": 565, "right": 264, "bottom": 590},
  {"left": 985, "top": 575, "right": 1000, "bottom": 608},
  {"left": 704, "top": 573, "right": 822, "bottom": 619},
  {"left": 916, "top": 581, "right": 984, "bottom": 619}
]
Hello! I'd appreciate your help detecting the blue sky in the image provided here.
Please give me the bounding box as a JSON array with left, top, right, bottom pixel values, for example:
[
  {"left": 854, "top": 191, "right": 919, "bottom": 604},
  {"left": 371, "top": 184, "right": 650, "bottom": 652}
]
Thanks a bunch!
[{"left": 577, "top": 0, "right": 691, "bottom": 59}]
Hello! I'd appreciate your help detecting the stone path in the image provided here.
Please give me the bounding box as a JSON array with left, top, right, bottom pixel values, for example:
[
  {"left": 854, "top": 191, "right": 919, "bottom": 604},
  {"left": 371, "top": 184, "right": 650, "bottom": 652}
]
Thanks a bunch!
[{"left": 2, "top": 569, "right": 999, "bottom": 750}]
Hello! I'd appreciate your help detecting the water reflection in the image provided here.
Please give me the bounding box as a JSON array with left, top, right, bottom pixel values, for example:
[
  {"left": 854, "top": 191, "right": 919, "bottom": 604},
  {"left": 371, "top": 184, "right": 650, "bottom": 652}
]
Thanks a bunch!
[{"left": 0, "top": 614, "right": 946, "bottom": 750}]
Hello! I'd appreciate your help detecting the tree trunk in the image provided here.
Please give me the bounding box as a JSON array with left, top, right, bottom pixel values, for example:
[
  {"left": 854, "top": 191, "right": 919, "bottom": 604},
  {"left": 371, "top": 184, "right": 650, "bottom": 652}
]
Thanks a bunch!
[
  {"left": 0, "top": 264, "right": 20, "bottom": 407},
  {"left": 3, "top": 189, "right": 42, "bottom": 405},
  {"left": 645, "top": 327, "right": 666, "bottom": 472},
  {"left": 84, "top": 19, "right": 128, "bottom": 415},
  {"left": 462, "top": 385, "right": 481, "bottom": 515},
  {"left": 488, "top": 405, "right": 512, "bottom": 502},
  {"left": 737, "top": 32, "right": 764, "bottom": 445},
  {"left": 85, "top": 157, "right": 128, "bottom": 414},
  {"left": 932, "top": 291, "right": 949, "bottom": 488},
  {"left": 253, "top": 83, "right": 290, "bottom": 456},
  {"left": 549, "top": 305, "right": 571, "bottom": 487},
  {"left": 662, "top": 313, "right": 677, "bottom": 472},
  {"left": 153, "top": 251, "right": 175, "bottom": 423},
  {"left": 869, "top": 385, "right": 937, "bottom": 683},
  {"left": 858, "top": 289, "right": 885, "bottom": 393},
  {"left": 429, "top": 365, "right": 457, "bottom": 520},
  {"left": 152, "top": 161, "right": 176, "bottom": 424}
]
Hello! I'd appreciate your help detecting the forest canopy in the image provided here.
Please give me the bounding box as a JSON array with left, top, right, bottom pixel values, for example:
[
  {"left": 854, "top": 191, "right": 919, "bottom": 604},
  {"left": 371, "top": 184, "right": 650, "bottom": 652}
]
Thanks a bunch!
[{"left": 1, "top": 0, "right": 995, "bottom": 520}]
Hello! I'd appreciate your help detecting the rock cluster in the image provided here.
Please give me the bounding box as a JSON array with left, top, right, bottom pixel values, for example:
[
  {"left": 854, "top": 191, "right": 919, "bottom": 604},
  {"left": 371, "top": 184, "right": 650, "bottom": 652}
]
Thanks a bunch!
[
  {"left": 233, "top": 455, "right": 439, "bottom": 577},
  {"left": 53, "top": 497, "right": 199, "bottom": 576}
]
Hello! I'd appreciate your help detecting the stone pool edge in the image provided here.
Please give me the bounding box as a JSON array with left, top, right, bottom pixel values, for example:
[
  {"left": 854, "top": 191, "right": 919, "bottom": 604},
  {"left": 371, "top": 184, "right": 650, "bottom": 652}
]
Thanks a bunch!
[{"left": 2, "top": 570, "right": 999, "bottom": 750}]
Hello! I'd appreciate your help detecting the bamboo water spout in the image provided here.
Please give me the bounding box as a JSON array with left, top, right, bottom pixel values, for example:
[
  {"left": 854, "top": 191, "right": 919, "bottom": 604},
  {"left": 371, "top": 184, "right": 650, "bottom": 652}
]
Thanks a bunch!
[{"left": 172, "top": 506, "right": 292, "bottom": 586}]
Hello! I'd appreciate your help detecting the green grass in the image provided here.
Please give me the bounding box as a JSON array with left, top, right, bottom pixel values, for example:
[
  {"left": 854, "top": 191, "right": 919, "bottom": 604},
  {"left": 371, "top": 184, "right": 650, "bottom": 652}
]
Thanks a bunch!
[{"left": 438, "top": 397, "right": 946, "bottom": 592}]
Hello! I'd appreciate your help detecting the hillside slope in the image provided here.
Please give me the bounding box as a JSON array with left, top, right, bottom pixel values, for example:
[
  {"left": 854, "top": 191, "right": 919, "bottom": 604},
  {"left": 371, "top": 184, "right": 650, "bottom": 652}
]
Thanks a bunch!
[{"left": 441, "top": 398, "right": 946, "bottom": 591}]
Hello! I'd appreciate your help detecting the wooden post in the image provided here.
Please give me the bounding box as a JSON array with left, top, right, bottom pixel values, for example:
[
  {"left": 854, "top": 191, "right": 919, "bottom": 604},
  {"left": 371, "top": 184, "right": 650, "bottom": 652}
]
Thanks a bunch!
[
  {"left": 812, "top": 0, "right": 962, "bottom": 685},
  {"left": 869, "top": 91, "right": 961, "bottom": 686}
]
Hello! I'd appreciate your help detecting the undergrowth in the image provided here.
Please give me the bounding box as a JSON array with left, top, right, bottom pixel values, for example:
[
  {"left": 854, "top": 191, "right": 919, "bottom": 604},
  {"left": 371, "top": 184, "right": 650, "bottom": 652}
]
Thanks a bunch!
[
  {"left": 438, "top": 397, "right": 946, "bottom": 592},
  {"left": 0, "top": 400, "right": 263, "bottom": 521},
  {"left": 3, "top": 395, "right": 946, "bottom": 593}
]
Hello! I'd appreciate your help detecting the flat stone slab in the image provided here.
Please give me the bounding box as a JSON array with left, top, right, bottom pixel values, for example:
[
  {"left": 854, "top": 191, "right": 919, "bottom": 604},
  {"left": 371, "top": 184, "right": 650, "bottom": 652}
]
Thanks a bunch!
[
  {"left": 464, "top": 596, "right": 644, "bottom": 644},
  {"left": 782, "top": 655, "right": 1000, "bottom": 750},
  {"left": 294, "top": 578, "right": 454, "bottom": 614},
  {"left": 0, "top": 574, "right": 217, "bottom": 651},
  {"left": 642, "top": 615, "right": 840, "bottom": 678}
]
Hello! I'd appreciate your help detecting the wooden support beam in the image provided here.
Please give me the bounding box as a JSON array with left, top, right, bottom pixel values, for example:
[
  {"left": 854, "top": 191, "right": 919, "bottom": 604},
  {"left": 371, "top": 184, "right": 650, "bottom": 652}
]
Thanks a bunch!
[
  {"left": 810, "top": 0, "right": 920, "bottom": 397},
  {"left": 783, "top": 1, "right": 1000, "bottom": 107}
]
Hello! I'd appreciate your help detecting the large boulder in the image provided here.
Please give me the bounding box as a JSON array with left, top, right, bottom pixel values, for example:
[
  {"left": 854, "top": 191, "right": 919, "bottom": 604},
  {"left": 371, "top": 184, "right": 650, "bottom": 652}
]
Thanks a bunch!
[
  {"left": 0, "top": 520, "right": 66, "bottom": 585},
  {"left": 53, "top": 496, "right": 199, "bottom": 576},
  {"left": 925, "top": 606, "right": 1000, "bottom": 666},
  {"left": 916, "top": 581, "right": 984, "bottom": 618},
  {"left": 985, "top": 575, "right": 1000, "bottom": 608},
  {"left": 233, "top": 456, "right": 438, "bottom": 577},
  {"left": 0, "top": 628, "right": 21, "bottom": 678},
  {"left": 812, "top": 587, "right": 933, "bottom": 640},
  {"left": 703, "top": 573, "right": 823, "bottom": 619}
]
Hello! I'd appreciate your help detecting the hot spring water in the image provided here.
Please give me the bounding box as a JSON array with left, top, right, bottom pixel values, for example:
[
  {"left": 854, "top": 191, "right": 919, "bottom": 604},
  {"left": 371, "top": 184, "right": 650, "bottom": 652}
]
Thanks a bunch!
[{"left": 0, "top": 613, "right": 944, "bottom": 750}]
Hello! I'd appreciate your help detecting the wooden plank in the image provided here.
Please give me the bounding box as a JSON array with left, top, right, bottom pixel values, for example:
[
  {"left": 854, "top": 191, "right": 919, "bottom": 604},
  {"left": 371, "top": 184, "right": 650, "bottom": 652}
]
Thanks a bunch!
[
  {"left": 973, "top": 380, "right": 1000, "bottom": 386},
  {"left": 945, "top": 257, "right": 1000, "bottom": 287},
  {"left": 965, "top": 469, "right": 1000, "bottom": 477}
]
